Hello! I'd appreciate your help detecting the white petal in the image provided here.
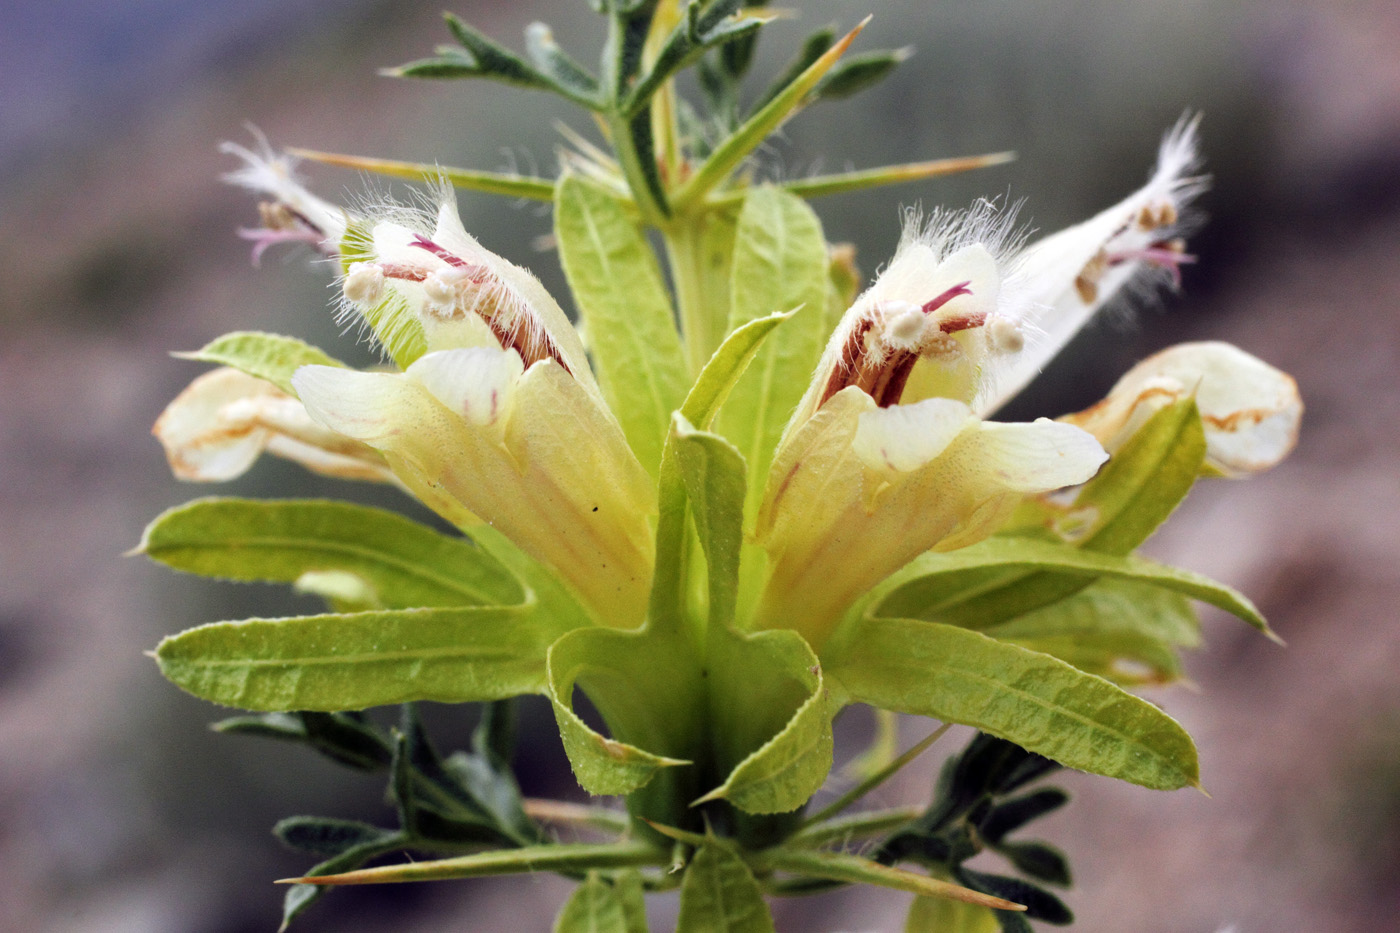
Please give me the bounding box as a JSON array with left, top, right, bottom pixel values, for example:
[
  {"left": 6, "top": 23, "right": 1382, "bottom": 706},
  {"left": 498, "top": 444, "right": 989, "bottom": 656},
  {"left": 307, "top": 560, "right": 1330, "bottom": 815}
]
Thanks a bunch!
[
  {"left": 1063, "top": 341, "right": 1301, "bottom": 475},
  {"left": 968, "top": 418, "right": 1109, "bottom": 491},
  {"left": 292, "top": 365, "right": 424, "bottom": 442},
  {"left": 406, "top": 347, "right": 525, "bottom": 426},
  {"left": 853, "top": 398, "right": 976, "bottom": 472}
]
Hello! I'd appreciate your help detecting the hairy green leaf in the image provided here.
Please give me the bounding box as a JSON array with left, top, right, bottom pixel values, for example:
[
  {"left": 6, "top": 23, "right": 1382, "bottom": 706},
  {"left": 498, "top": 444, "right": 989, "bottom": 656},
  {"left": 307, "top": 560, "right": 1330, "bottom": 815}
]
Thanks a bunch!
[
  {"left": 906, "top": 894, "right": 1000, "bottom": 933},
  {"left": 718, "top": 185, "right": 829, "bottom": 518},
  {"left": 139, "top": 498, "right": 522, "bottom": 609},
  {"left": 174, "top": 332, "right": 345, "bottom": 396},
  {"left": 556, "top": 175, "right": 689, "bottom": 476},
  {"left": 672, "top": 418, "right": 746, "bottom": 626},
  {"left": 553, "top": 874, "right": 629, "bottom": 933},
  {"left": 676, "top": 844, "right": 776, "bottom": 933},
  {"left": 762, "top": 850, "right": 1022, "bottom": 910},
  {"left": 874, "top": 536, "right": 1271, "bottom": 639},
  {"left": 828, "top": 617, "right": 1201, "bottom": 790},
  {"left": 156, "top": 605, "right": 547, "bottom": 712},
  {"left": 544, "top": 627, "right": 697, "bottom": 797},
  {"left": 699, "top": 627, "right": 833, "bottom": 814}
]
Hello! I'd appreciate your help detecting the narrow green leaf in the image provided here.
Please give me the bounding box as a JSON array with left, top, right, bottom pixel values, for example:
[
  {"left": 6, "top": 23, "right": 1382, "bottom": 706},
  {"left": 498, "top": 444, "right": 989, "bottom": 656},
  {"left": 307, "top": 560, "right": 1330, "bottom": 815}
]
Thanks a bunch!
[
  {"left": 174, "top": 332, "right": 345, "bottom": 396},
  {"left": 671, "top": 417, "right": 746, "bottom": 625},
  {"left": 274, "top": 817, "right": 396, "bottom": 857},
  {"left": 874, "top": 536, "right": 1272, "bottom": 639},
  {"left": 814, "top": 48, "right": 910, "bottom": 101},
  {"left": 213, "top": 711, "right": 393, "bottom": 771},
  {"left": 439, "top": 13, "right": 555, "bottom": 92},
  {"left": 680, "top": 310, "right": 796, "bottom": 429},
  {"left": 284, "top": 841, "right": 667, "bottom": 885},
  {"left": 806, "top": 724, "right": 951, "bottom": 825},
  {"left": 156, "top": 605, "right": 548, "bottom": 712},
  {"left": 555, "top": 174, "right": 689, "bottom": 477},
  {"left": 139, "top": 498, "right": 522, "bottom": 609},
  {"left": 544, "top": 626, "right": 697, "bottom": 797},
  {"left": 956, "top": 869, "right": 1072, "bottom": 925},
  {"left": 761, "top": 850, "right": 1023, "bottom": 911},
  {"left": 980, "top": 789, "right": 1070, "bottom": 845},
  {"left": 698, "top": 627, "right": 834, "bottom": 814},
  {"left": 673, "top": 19, "right": 869, "bottom": 210},
  {"left": 525, "top": 23, "right": 601, "bottom": 101},
  {"left": 280, "top": 832, "right": 407, "bottom": 930},
  {"left": 288, "top": 148, "right": 557, "bottom": 202},
  {"left": 676, "top": 844, "right": 776, "bottom": 933},
  {"left": 751, "top": 27, "right": 835, "bottom": 115},
  {"left": 717, "top": 185, "right": 829, "bottom": 518},
  {"left": 553, "top": 874, "right": 629, "bottom": 933},
  {"left": 827, "top": 616, "right": 1201, "bottom": 790},
  {"left": 997, "top": 841, "right": 1072, "bottom": 887}
]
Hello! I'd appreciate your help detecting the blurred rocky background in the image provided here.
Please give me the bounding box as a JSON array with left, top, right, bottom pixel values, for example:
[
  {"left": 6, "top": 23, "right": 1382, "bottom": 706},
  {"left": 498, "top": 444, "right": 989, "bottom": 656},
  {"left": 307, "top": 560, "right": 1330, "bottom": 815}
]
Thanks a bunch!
[{"left": 1, "top": 0, "right": 1397, "bottom": 930}]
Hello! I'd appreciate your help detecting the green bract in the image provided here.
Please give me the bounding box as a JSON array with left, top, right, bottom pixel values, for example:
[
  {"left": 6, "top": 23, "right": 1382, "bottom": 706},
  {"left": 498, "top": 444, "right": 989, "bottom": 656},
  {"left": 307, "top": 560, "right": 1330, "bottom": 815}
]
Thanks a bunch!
[{"left": 147, "top": 2, "right": 1303, "bottom": 929}]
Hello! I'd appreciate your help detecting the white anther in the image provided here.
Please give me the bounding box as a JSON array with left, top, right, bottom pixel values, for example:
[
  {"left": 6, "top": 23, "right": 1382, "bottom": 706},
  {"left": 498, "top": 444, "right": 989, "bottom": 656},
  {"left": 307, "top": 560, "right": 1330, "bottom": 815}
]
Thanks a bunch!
[
  {"left": 423, "top": 268, "right": 472, "bottom": 315},
  {"left": 343, "top": 262, "right": 385, "bottom": 307},
  {"left": 882, "top": 302, "right": 929, "bottom": 351},
  {"left": 986, "top": 314, "right": 1025, "bottom": 353}
]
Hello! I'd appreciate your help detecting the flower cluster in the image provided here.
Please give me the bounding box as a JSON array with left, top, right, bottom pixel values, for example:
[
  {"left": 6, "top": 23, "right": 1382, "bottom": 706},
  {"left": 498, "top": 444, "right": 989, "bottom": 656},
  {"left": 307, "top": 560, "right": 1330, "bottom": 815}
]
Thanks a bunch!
[{"left": 141, "top": 5, "right": 1302, "bottom": 928}]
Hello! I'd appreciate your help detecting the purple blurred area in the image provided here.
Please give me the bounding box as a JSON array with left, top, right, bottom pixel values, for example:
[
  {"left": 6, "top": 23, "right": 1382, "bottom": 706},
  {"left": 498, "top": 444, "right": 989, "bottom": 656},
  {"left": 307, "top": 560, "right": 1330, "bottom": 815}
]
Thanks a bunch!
[{"left": 1, "top": 1, "right": 1397, "bottom": 930}]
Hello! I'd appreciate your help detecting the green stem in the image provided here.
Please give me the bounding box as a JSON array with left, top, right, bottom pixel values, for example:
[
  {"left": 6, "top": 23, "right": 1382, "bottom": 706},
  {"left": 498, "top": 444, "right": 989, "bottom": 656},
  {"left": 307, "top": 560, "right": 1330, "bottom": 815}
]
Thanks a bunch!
[
  {"left": 787, "top": 807, "right": 921, "bottom": 848},
  {"left": 662, "top": 220, "right": 725, "bottom": 376}
]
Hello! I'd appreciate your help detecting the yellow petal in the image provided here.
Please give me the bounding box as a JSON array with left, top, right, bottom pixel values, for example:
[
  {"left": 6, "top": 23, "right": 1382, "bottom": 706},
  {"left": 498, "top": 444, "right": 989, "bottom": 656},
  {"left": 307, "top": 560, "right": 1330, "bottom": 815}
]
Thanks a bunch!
[
  {"left": 293, "top": 351, "right": 655, "bottom": 627},
  {"left": 1062, "top": 341, "right": 1301, "bottom": 475},
  {"left": 753, "top": 388, "right": 1106, "bottom": 649}
]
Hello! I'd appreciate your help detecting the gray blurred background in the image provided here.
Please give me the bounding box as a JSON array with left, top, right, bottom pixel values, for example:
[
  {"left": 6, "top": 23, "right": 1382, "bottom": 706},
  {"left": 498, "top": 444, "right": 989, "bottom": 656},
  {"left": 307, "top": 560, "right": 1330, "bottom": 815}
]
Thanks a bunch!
[{"left": 2, "top": 0, "right": 1397, "bottom": 930}]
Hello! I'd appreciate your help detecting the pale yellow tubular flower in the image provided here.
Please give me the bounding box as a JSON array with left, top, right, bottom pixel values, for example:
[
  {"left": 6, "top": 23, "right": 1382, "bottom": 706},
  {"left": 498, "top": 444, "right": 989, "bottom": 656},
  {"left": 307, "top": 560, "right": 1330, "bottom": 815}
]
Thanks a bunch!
[
  {"left": 297, "top": 198, "right": 654, "bottom": 627},
  {"left": 983, "top": 116, "right": 1207, "bottom": 415},
  {"left": 1062, "top": 341, "right": 1302, "bottom": 475},
  {"left": 293, "top": 350, "right": 654, "bottom": 628},
  {"left": 753, "top": 209, "right": 1107, "bottom": 650},
  {"left": 153, "top": 367, "right": 395, "bottom": 484}
]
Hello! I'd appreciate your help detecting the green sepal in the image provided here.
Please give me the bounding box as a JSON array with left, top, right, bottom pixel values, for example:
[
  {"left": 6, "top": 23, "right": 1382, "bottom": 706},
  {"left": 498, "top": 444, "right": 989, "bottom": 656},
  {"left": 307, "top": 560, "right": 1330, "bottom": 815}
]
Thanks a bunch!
[
  {"left": 155, "top": 605, "right": 549, "bottom": 712},
  {"left": 717, "top": 184, "right": 829, "bottom": 519},
  {"left": 676, "top": 843, "right": 776, "bottom": 933},
  {"left": 553, "top": 873, "right": 630, "bottom": 933},
  {"left": 173, "top": 331, "right": 345, "bottom": 395},
  {"left": 544, "top": 626, "right": 697, "bottom": 797},
  {"left": 138, "top": 498, "right": 523, "bottom": 609},
  {"left": 698, "top": 626, "right": 834, "bottom": 815},
  {"left": 873, "top": 536, "right": 1272, "bottom": 639},
  {"left": 827, "top": 616, "right": 1201, "bottom": 791},
  {"left": 555, "top": 174, "right": 689, "bottom": 477}
]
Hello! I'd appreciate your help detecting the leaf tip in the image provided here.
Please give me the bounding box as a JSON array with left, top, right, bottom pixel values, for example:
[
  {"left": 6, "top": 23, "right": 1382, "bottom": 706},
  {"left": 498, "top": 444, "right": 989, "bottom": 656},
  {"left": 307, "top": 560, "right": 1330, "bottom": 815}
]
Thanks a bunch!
[{"left": 689, "top": 786, "right": 727, "bottom": 807}]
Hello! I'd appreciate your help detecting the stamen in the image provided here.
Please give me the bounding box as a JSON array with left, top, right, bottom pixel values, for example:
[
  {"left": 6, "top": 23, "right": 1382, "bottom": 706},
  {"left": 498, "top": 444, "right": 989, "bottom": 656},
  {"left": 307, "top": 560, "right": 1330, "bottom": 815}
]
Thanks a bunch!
[
  {"left": 818, "top": 280, "right": 979, "bottom": 409},
  {"left": 1108, "top": 239, "right": 1196, "bottom": 288},
  {"left": 236, "top": 227, "right": 326, "bottom": 266}
]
